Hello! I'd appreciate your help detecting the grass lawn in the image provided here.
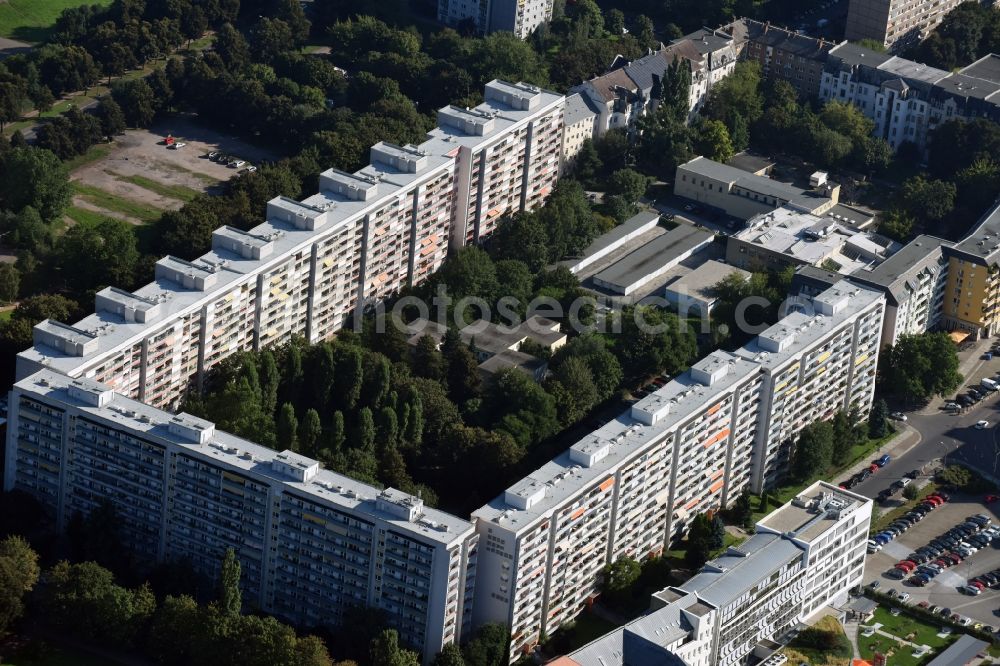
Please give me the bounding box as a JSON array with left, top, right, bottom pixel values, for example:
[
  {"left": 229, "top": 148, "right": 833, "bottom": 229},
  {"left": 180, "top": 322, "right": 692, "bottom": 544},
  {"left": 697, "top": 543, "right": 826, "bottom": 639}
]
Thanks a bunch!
[
  {"left": 64, "top": 205, "right": 114, "bottom": 227},
  {"left": 64, "top": 143, "right": 114, "bottom": 172},
  {"left": 753, "top": 428, "right": 899, "bottom": 521},
  {"left": 117, "top": 174, "right": 200, "bottom": 202},
  {"left": 0, "top": 0, "right": 113, "bottom": 42},
  {"left": 859, "top": 606, "right": 955, "bottom": 666},
  {"left": 72, "top": 183, "right": 162, "bottom": 224},
  {"left": 0, "top": 309, "right": 13, "bottom": 322},
  {"left": 786, "top": 616, "right": 852, "bottom": 666}
]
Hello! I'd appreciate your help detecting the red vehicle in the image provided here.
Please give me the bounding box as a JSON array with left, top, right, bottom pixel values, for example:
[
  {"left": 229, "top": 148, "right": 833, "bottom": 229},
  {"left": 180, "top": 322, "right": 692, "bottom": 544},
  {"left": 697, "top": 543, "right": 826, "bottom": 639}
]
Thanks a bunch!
[
  {"left": 910, "top": 576, "right": 927, "bottom": 586},
  {"left": 973, "top": 580, "right": 986, "bottom": 590},
  {"left": 869, "top": 463, "right": 880, "bottom": 473},
  {"left": 918, "top": 600, "right": 930, "bottom": 608},
  {"left": 935, "top": 558, "right": 950, "bottom": 568},
  {"left": 986, "top": 494, "right": 1000, "bottom": 503},
  {"left": 896, "top": 560, "right": 916, "bottom": 571}
]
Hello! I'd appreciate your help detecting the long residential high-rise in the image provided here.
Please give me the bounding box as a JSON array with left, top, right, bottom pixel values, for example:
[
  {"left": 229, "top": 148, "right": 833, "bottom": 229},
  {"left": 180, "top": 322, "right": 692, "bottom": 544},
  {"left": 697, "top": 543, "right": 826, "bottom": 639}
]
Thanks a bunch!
[
  {"left": 845, "top": 0, "right": 970, "bottom": 50},
  {"left": 436, "top": 0, "right": 554, "bottom": 39},
  {"left": 5, "top": 370, "right": 478, "bottom": 664},
  {"left": 471, "top": 281, "right": 884, "bottom": 661},
  {"left": 17, "top": 81, "right": 565, "bottom": 410},
  {"left": 565, "top": 481, "right": 872, "bottom": 666}
]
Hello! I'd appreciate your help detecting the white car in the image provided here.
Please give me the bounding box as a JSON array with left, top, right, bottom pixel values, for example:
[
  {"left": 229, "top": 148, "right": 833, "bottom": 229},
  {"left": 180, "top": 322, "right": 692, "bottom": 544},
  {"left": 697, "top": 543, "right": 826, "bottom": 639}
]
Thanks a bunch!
[
  {"left": 976, "top": 420, "right": 991, "bottom": 429},
  {"left": 230, "top": 160, "right": 246, "bottom": 168},
  {"left": 890, "top": 411, "right": 907, "bottom": 421},
  {"left": 897, "top": 592, "right": 911, "bottom": 602},
  {"left": 944, "top": 402, "right": 960, "bottom": 410},
  {"left": 169, "top": 142, "right": 186, "bottom": 149}
]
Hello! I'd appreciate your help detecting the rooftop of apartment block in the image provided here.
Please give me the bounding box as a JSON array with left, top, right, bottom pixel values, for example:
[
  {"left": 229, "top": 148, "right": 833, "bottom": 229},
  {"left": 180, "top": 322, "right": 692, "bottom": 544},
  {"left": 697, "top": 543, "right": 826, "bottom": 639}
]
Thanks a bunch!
[
  {"left": 757, "top": 480, "right": 870, "bottom": 543},
  {"left": 681, "top": 531, "right": 804, "bottom": 608},
  {"left": 16, "top": 370, "right": 474, "bottom": 544},
  {"left": 734, "top": 280, "right": 883, "bottom": 370},
  {"left": 678, "top": 27, "right": 735, "bottom": 56},
  {"left": 738, "top": 18, "right": 835, "bottom": 59},
  {"left": 564, "top": 92, "right": 599, "bottom": 127},
  {"left": 19, "top": 79, "right": 560, "bottom": 378},
  {"left": 958, "top": 54, "right": 1000, "bottom": 84},
  {"left": 826, "top": 42, "right": 893, "bottom": 71},
  {"left": 733, "top": 206, "right": 896, "bottom": 272},
  {"left": 950, "top": 200, "right": 1000, "bottom": 265},
  {"left": 471, "top": 349, "right": 761, "bottom": 531},
  {"left": 849, "top": 234, "right": 950, "bottom": 303},
  {"left": 621, "top": 42, "right": 707, "bottom": 94}
]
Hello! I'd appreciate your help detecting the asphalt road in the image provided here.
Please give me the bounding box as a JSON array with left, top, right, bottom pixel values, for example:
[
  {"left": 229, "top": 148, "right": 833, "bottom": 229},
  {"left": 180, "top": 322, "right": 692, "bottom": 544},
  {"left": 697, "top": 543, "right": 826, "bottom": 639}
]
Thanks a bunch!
[{"left": 847, "top": 382, "right": 1000, "bottom": 502}]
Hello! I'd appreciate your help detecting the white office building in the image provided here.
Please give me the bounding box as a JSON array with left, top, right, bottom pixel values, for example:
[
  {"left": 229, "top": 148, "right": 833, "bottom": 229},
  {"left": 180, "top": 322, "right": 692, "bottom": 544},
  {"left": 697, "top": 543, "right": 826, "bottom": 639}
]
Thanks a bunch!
[
  {"left": 5, "top": 370, "right": 478, "bottom": 664},
  {"left": 565, "top": 481, "right": 872, "bottom": 666}
]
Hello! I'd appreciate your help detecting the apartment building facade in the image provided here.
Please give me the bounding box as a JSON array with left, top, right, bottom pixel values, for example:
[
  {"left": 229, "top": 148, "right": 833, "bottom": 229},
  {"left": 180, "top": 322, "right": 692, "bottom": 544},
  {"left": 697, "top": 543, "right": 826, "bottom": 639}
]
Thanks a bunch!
[
  {"left": 437, "top": 0, "right": 553, "bottom": 39},
  {"left": 18, "top": 81, "right": 565, "bottom": 410},
  {"left": 5, "top": 370, "right": 478, "bottom": 663},
  {"left": 471, "top": 281, "right": 884, "bottom": 660},
  {"left": 819, "top": 44, "right": 1000, "bottom": 152},
  {"left": 739, "top": 282, "right": 884, "bottom": 491},
  {"left": 851, "top": 234, "right": 952, "bottom": 347},
  {"left": 845, "top": 0, "right": 969, "bottom": 50},
  {"left": 733, "top": 19, "right": 834, "bottom": 98},
  {"left": 565, "top": 481, "right": 872, "bottom": 666},
  {"left": 942, "top": 201, "right": 1000, "bottom": 338}
]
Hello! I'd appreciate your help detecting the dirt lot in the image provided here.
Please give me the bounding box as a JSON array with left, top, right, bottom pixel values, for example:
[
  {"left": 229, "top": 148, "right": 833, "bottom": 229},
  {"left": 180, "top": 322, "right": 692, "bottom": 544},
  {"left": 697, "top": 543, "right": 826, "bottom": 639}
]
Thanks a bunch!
[
  {"left": 864, "top": 492, "right": 1000, "bottom": 627},
  {"left": 68, "top": 115, "right": 277, "bottom": 225}
]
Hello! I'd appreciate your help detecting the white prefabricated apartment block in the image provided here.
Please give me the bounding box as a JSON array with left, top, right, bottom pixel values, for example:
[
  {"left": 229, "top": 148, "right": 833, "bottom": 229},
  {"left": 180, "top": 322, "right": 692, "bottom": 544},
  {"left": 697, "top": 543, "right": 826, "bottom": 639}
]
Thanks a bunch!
[
  {"left": 4, "top": 370, "right": 479, "bottom": 664},
  {"left": 471, "top": 281, "right": 884, "bottom": 660},
  {"left": 17, "top": 81, "right": 565, "bottom": 410},
  {"left": 437, "top": 0, "right": 554, "bottom": 39}
]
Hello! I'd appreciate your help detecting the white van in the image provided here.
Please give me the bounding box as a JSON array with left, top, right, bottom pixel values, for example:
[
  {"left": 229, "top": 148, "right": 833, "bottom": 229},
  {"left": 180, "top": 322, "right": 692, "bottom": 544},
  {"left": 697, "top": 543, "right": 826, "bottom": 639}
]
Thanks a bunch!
[{"left": 982, "top": 377, "right": 998, "bottom": 391}]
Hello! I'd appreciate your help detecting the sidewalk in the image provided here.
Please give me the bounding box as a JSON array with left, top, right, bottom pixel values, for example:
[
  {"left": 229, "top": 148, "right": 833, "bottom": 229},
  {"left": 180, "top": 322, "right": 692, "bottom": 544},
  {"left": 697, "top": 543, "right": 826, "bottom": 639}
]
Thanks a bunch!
[{"left": 834, "top": 426, "right": 922, "bottom": 484}]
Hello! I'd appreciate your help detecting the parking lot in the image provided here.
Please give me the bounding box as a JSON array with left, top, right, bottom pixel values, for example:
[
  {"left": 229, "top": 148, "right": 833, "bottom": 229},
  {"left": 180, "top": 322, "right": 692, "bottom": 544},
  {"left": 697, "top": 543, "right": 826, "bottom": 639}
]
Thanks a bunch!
[{"left": 864, "top": 493, "right": 1000, "bottom": 627}]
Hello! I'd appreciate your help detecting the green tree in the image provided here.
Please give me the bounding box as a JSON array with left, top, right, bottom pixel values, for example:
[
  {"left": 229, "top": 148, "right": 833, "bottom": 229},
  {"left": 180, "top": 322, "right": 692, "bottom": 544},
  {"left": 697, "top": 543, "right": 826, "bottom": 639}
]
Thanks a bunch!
[
  {"left": 710, "top": 514, "right": 725, "bottom": 550},
  {"left": 329, "top": 410, "right": 346, "bottom": 451},
  {"left": 869, "top": 398, "right": 890, "bottom": 439},
  {"left": 299, "top": 408, "right": 322, "bottom": 456},
  {"left": 375, "top": 406, "right": 399, "bottom": 448},
  {"left": 462, "top": 623, "right": 510, "bottom": 666},
  {"left": 684, "top": 513, "right": 713, "bottom": 569},
  {"left": 879, "top": 210, "right": 914, "bottom": 242},
  {"left": 695, "top": 118, "right": 734, "bottom": 162},
  {"left": 900, "top": 176, "right": 957, "bottom": 223},
  {"left": 433, "top": 643, "right": 466, "bottom": 666},
  {"left": 220, "top": 547, "right": 242, "bottom": 617},
  {"left": 606, "top": 8, "right": 625, "bottom": 35},
  {"left": 546, "top": 356, "right": 599, "bottom": 426},
  {"left": 441, "top": 329, "right": 481, "bottom": 403},
  {"left": 883, "top": 332, "right": 962, "bottom": 404},
  {"left": 335, "top": 347, "right": 364, "bottom": 410},
  {"left": 353, "top": 406, "right": 376, "bottom": 452},
  {"left": 0, "top": 263, "right": 19, "bottom": 303},
  {"left": 903, "top": 483, "right": 920, "bottom": 501},
  {"left": 56, "top": 217, "right": 139, "bottom": 288},
  {"left": 607, "top": 168, "right": 649, "bottom": 206},
  {"left": 831, "top": 410, "right": 859, "bottom": 466},
  {"left": 733, "top": 491, "right": 753, "bottom": 528},
  {"left": 259, "top": 350, "right": 280, "bottom": 416},
  {"left": 0, "top": 147, "right": 72, "bottom": 221},
  {"left": 277, "top": 402, "right": 299, "bottom": 451},
  {"left": 0, "top": 535, "right": 40, "bottom": 633},
  {"left": 601, "top": 556, "right": 641, "bottom": 604},
  {"left": 112, "top": 78, "right": 157, "bottom": 127},
  {"left": 371, "top": 629, "right": 420, "bottom": 666},
  {"left": 792, "top": 421, "right": 835, "bottom": 481}
]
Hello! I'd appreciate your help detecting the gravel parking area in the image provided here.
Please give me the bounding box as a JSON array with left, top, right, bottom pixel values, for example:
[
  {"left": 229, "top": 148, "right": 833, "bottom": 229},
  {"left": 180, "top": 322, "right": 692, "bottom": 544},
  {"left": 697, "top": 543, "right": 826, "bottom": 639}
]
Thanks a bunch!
[{"left": 864, "top": 494, "right": 1000, "bottom": 626}]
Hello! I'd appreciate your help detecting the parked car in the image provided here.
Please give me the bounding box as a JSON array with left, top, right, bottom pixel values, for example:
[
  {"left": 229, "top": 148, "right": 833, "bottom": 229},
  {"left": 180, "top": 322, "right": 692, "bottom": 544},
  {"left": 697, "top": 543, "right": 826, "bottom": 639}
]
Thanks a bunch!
[
  {"left": 867, "top": 580, "right": 880, "bottom": 590},
  {"left": 890, "top": 411, "right": 907, "bottom": 421},
  {"left": 976, "top": 420, "right": 991, "bottom": 429},
  {"left": 877, "top": 454, "right": 891, "bottom": 467}
]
